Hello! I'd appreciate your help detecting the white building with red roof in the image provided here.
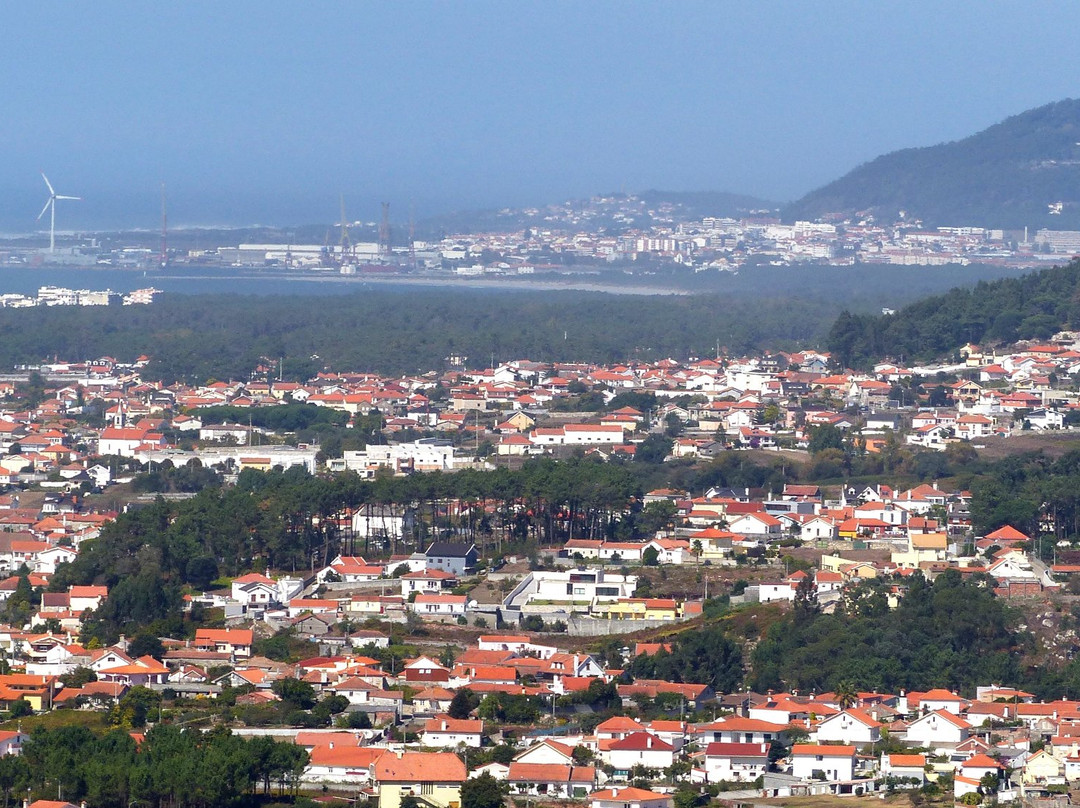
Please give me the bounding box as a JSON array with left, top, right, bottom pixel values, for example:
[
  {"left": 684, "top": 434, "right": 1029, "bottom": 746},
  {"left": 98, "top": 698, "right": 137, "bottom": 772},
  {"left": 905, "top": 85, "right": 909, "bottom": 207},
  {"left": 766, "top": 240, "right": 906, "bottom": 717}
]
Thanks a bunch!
[
  {"left": 410, "top": 593, "right": 467, "bottom": 618},
  {"left": 590, "top": 787, "right": 672, "bottom": 808},
  {"left": 605, "top": 732, "right": 675, "bottom": 774},
  {"left": 906, "top": 709, "right": 971, "bottom": 752},
  {"left": 703, "top": 742, "right": 770, "bottom": 783},
  {"left": 420, "top": 716, "right": 484, "bottom": 748},
  {"left": 790, "top": 744, "right": 856, "bottom": 782},
  {"left": 814, "top": 709, "right": 882, "bottom": 748}
]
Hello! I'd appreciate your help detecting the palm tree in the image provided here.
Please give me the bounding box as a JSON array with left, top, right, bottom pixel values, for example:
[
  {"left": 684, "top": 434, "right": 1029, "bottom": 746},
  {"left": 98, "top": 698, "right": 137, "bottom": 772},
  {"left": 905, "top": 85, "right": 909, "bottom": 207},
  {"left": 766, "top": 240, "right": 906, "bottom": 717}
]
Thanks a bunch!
[{"left": 834, "top": 680, "right": 858, "bottom": 709}]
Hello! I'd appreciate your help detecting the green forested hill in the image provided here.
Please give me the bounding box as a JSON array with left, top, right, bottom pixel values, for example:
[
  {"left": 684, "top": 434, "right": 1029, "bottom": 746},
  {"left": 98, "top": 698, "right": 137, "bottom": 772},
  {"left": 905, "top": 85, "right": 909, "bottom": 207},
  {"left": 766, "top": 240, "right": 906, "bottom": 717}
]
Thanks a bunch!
[
  {"left": 785, "top": 98, "right": 1080, "bottom": 229},
  {"left": 827, "top": 258, "right": 1080, "bottom": 367}
]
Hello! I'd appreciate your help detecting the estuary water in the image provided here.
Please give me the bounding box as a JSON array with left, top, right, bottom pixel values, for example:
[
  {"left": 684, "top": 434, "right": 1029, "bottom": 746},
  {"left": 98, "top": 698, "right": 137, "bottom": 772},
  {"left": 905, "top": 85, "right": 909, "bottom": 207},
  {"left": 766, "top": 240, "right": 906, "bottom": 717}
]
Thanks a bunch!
[{"left": 0, "top": 265, "right": 680, "bottom": 298}]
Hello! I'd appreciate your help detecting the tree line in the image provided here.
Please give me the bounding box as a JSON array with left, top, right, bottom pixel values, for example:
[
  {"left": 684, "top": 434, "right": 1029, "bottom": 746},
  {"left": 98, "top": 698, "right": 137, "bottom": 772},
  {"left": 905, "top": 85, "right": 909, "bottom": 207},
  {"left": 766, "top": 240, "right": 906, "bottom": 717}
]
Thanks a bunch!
[
  {"left": 59, "top": 437, "right": 1074, "bottom": 643},
  {"left": 0, "top": 723, "right": 307, "bottom": 808},
  {"left": 0, "top": 289, "right": 832, "bottom": 384},
  {"left": 828, "top": 258, "right": 1080, "bottom": 368}
]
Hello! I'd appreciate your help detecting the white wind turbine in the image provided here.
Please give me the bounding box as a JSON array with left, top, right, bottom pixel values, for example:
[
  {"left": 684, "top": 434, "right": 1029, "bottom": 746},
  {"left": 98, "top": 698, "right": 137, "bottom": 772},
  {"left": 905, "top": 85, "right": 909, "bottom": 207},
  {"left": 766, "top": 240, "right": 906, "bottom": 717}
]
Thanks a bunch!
[{"left": 37, "top": 172, "right": 81, "bottom": 253}]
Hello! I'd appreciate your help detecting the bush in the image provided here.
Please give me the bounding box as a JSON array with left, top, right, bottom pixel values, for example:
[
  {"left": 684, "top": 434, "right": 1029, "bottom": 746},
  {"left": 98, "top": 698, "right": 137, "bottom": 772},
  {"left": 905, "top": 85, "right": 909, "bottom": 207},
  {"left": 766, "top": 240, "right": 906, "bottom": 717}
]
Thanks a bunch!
[
  {"left": 521, "top": 615, "right": 545, "bottom": 632},
  {"left": 8, "top": 699, "right": 31, "bottom": 718}
]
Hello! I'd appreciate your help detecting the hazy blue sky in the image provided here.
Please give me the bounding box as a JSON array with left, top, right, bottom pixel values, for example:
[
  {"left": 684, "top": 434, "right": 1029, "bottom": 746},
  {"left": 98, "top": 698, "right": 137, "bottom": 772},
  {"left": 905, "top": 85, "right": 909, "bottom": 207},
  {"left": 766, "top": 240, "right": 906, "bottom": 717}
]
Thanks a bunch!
[{"left": 4, "top": 2, "right": 1080, "bottom": 230}]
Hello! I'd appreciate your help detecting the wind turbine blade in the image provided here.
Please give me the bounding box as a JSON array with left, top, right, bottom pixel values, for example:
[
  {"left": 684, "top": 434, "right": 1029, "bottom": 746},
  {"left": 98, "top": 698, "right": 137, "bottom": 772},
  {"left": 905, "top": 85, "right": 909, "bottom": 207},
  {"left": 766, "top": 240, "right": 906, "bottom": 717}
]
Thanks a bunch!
[
  {"left": 41, "top": 172, "right": 55, "bottom": 196},
  {"left": 56, "top": 195, "right": 80, "bottom": 201},
  {"left": 37, "top": 199, "right": 52, "bottom": 221}
]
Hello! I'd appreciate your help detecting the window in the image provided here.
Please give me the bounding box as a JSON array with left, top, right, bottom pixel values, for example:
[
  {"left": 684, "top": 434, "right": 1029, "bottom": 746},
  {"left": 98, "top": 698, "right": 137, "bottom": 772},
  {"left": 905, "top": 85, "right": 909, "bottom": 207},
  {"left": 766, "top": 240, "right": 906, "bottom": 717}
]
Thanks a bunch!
[{"left": 421, "top": 784, "right": 434, "bottom": 795}]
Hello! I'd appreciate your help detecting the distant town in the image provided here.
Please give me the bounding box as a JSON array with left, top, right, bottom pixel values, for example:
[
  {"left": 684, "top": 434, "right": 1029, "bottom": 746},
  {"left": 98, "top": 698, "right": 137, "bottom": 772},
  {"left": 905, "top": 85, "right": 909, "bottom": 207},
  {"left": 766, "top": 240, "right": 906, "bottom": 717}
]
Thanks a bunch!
[{"left": 5, "top": 193, "right": 1080, "bottom": 279}]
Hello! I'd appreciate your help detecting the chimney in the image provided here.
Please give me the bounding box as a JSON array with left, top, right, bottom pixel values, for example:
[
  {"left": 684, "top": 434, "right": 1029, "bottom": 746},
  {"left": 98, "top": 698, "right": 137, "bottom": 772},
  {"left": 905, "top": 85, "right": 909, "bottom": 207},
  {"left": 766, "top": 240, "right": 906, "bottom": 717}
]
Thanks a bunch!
[
  {"left": 647, "top": 736, "right": 653, "bottom": 748},
  {"left": 611, "top": 788, "right": 619, "bottom": 797}
]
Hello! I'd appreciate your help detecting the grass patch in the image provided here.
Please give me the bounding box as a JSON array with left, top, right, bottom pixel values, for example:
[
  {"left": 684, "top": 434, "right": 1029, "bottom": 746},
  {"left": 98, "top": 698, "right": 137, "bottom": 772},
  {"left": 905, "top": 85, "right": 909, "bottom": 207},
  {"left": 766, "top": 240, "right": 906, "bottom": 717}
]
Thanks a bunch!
[{"left": 0, "top": 709, "right": 110, "bottom": 734}]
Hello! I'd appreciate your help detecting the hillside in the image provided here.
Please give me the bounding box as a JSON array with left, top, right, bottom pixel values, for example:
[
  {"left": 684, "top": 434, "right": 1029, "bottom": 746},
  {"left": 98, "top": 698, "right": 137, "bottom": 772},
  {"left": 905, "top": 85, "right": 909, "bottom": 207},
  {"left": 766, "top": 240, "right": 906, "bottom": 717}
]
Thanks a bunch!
[
  {"left": 827, "top": 258, "right": 1080, "bottom": 367},
  {"left": 785, "top": 98, "right": 1080, "bottom": 230}
]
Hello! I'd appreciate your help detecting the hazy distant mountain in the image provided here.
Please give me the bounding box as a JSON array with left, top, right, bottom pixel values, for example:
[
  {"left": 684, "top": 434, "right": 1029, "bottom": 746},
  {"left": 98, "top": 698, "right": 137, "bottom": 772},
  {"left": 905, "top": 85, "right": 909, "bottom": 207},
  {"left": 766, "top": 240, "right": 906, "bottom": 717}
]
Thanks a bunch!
[{"left": 785, "top": 98, "right": 1080, "bottom": 230}]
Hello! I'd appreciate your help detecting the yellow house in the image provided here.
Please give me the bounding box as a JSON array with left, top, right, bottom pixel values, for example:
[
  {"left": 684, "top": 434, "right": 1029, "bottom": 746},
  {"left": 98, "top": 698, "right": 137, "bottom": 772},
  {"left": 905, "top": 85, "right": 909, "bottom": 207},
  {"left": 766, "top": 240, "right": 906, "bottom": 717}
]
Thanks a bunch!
[
  {"left": 593, "top": 598, "right": 681, "bottom": 621},
  {"left": 0, "top": 674, "right": 54, "bottom": 711},
  {"left": 820, "top": 555, "right": 879, "bottom": 579},
  {"left": 891, "top": 533, "right": 948, "bottom": 569},
  {"left": 1022, "top": 748, "right": 1064, "bottom": 786},
  {"left": 374, "top": 751, "right": 467, "bottom": 808},
  {"left": 237, "top": 456, "right": 274, "bottom": 472},
  {"left": 500, "top": 411, "right": 536, "bottom": 432},
  {"left": 688, "top": 528, "right": 738, "bottom": 561}
]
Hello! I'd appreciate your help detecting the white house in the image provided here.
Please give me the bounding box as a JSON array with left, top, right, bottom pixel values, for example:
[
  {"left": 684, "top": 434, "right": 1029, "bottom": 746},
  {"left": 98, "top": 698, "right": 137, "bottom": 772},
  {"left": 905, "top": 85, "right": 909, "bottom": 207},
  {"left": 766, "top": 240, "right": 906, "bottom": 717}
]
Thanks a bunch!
[
  {"left": 695, "top": 717, "right": 790, "bottom": 745},
  {"left": 0, "top": 731, "right": 26, "bottom": 757},
  {"left": 478, "top": 635, "right": 557, "bottom": 659},
  {"left": 231, "top": 573, "right": 278, "bottom": 606},
  {"left": 643, "top": 539, "right": 690, "bottom": 565},
  {"left": 589, "top": 787, "right": 672, "bottom": 808},
  {"left": 605, "top": 733, "right": 675, "bottom": 776},
  {"left": 1028, "top": 408, "right": 1065, "bottom": 430},
  {"left": 905, "top": 710, "right": 970, "bottom": 752},
  {"left": 303, "top": 746, "right": 386, "bottom": 786},
  {"left": 506, "top": 763, "right": 595, "bottom": 798},
  {"left": 790, "top": 744, "right": 856, "bottom": 782},
  {"left": 814, "top": 709, "right": 882, "bottom": 748},
  {"left": 800, "top": 517, "right": 838, "bottom": 542},
  {"left": 880, "top": 754, "right": 926, "bottom": 787},
  {"left": 703, "top": 742, "right": 770, "bottom": 783},
  {"left": 34, "top": 545, "right": 78, "bottom": 574},
  {"left": 420, "top": 716, "right": 484, "bottom": 748},
  {"left": 411, "top": 593, "right": 467, "bottom": 618},
  {"left": 68, "top": 585, "right": 108, "bottom": 613},
  {"left": 727, "top": 513, "right": 783, "bottom": 537},
  {"left": 758, "top": 582, "right": 795, "bottom": 603},
  {"left": 400, "top": 569, "right": 457, "bottom": 598}
]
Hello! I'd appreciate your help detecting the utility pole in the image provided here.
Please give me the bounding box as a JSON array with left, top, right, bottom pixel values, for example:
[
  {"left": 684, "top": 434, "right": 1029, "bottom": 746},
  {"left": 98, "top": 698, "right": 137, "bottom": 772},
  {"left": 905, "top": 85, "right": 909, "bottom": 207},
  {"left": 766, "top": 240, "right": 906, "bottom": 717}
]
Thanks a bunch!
[
  {"left": 338, "top": 194, "right": 352, "bottom": 265},
  {"left": 408, "top": 201, "right": 416, "bottom": 269},
  {"left": 379, "top": 202, "right": 391, "bottom": 258},
  {"left": 159, "top": 182, "right": 168, "bottom": 268}
]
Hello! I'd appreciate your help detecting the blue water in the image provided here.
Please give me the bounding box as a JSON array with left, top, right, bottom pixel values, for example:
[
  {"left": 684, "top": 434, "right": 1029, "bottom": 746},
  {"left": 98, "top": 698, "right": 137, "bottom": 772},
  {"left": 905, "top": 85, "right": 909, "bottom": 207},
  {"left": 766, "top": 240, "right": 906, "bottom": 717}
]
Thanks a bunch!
[{"left": 0, "top": 266, "right": 436, "bottom": 297}]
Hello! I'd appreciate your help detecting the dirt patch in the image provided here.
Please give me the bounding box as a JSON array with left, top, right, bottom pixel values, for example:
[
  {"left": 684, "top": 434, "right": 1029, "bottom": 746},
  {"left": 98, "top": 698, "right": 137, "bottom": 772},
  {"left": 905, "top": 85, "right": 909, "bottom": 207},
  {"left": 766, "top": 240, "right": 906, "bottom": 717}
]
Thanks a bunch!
[
  {"left": 976, "top": 431, "right": 1080, "bottom": 460},
  {"left": 636, "top": 562, "right": 793, "bottom": 601},
  {"left": 750, "top": 796, "right": 915, "bottom": 808}
]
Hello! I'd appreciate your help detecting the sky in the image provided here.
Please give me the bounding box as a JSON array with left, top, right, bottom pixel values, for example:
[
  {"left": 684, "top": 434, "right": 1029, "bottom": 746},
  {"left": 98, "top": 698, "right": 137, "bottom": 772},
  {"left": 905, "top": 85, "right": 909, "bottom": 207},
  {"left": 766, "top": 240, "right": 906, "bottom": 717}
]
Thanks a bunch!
[{"left": 3, "top": 2, "right": 1080, "bottom": 231}]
